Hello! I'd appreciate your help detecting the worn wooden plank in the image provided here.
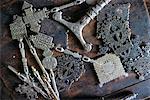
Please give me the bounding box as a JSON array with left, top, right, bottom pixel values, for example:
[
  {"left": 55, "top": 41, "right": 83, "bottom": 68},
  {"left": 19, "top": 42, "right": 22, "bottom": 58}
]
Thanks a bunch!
[
  {"left": 0, "top": 0, "right": 150, "bottom": 99},
  {"left": 104, "top": 79, "right": 150, "bottom": 99}
]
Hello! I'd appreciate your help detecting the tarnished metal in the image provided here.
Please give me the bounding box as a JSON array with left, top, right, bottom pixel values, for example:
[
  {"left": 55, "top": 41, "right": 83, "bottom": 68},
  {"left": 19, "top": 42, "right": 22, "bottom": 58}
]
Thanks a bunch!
[
  {"left": 3, "top": 0, "right": 150, "bottom": 99},
  {"left": 97, "top": 3, "right": 132, "bottom": 57},
  {"left": 50, "top": 0, "right": 86, "bottom": 13},
  {"left": 31, "top": 66, "right": 58, "bottom": 100},
  {"left": 25, "top": 37, "right": 51, "bottom": 83},
  {"left": 9, "top": 15, "right": 27, "bottom": 40},
  {"left": 54, "top": 54, "right": 85, "bottom": 92},
  {"left": 30, "top": 32, "right": 59, "bottom": 99},
  {"left": 30, "top": 31, "right": 59, "bottom": 98},
  {"left": 7, "top": 65, "right": 48, "bottom": 99},
  {"left": 25, "top": 38, "right": 58, "bottom": 100},
  {"left": 83, "top": 54, "right": 128, "bottom": 87},
  {"left": 42, "top": 50, "right": 57, "bottom": 70},
  {"left": 55, "top": 46, "right": 82, "bottom": 59},
  {"left": 52, "top": 0, "right": 112, "bottom": 51},
  {"left": 30, "top": 33, "right": 54, "bottom": 50},
  {"left": 9, "top": 15, "right": 30, "bottom": 80},
  {"left": 123, "top": 37, "right": 150, "bottom": 80},
  {"left": 96, "top": 3, "right": 150, "bottom": 80},
  {"left": 42, "top": 49, "right": 60, "bottom": 99},
  {"left": 22, "top": 1, "right": 49, "bottom": 33},
  {"left": 15, "top": 83, "right": 38, "bottom": 100}
]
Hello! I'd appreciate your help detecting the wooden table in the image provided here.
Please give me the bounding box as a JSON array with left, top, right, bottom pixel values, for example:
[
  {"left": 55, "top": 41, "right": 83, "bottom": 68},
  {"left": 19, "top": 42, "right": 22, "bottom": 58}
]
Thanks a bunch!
[{"left": 0, "top": 0, "right": 150, "bottom": 99}]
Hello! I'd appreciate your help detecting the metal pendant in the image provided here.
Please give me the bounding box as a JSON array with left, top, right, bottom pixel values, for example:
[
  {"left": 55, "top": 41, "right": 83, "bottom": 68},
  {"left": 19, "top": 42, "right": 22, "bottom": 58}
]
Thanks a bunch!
[
  {"left": 97, "top": 4, "right": 132, "bottom": 56},
  {"left": 42, "top": 49, "right": 57, "bottom": 70},
  {"left": 54, "top": 54, "right": 85, "bottom": 92},
  {"left": 93, "top": 54, "right": 128, "bottom": 87},
  {"left": 30, "top": 33, "right": 54, "bottom": 50},
  {"left": 42, "top": 56, "right": 57, "bottom": 70}
]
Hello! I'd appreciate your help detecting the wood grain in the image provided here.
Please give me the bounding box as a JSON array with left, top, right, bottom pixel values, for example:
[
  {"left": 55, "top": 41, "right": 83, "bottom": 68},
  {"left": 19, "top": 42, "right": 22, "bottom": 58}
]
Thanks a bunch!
[{"left": 0, "top": 0, "right": 150, "bottom": 100}]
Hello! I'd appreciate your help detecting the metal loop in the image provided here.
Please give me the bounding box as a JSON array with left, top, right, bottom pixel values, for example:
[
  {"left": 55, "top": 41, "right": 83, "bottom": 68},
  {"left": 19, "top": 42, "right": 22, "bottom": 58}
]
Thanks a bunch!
[
  {"left": 55, "top": 46, "right": 64, "bottom": 52},
  {"left": 82, "top": 56, "right": 91, "bottom": 62}
]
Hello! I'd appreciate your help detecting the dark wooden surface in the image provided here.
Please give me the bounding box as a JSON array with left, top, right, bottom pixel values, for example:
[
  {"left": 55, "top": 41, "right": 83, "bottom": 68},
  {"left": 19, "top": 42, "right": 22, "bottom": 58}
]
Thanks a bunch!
[{"left": 0, "top": 0, "right": 150, "bottom": 100}]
